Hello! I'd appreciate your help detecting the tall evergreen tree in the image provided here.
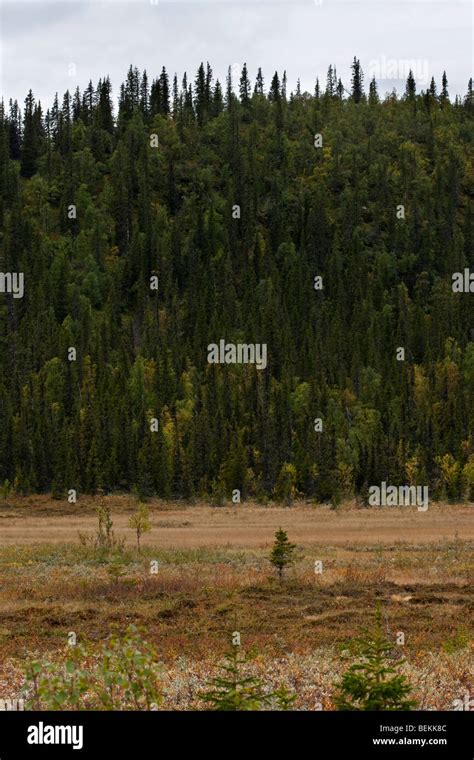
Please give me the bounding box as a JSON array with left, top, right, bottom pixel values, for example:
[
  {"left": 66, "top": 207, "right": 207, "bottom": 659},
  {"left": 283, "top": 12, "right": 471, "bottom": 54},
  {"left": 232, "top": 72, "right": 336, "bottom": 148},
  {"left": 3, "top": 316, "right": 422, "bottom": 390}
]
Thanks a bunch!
[
  {"left": 140, "top": 70, "right": 149, "bottom": 115},
  {"left": 172, "top": 73, "right": 179, "bottom": 117},
  {"left": 368, "top": 76, "right": 379, "bottom": 104},
  {"left": 8, "top": 99, "right": 21, "bottom": 159},
  {"left": 405, "top": 69, "right": 416, "bottom": 98},
  {"left": 212, "top": 80, "right": 224, "bottom": 115},
  {"left": 441, "top": 71, "right": 449, "bottom": 101},
  {"left": 326, "top": 65, "right": 336, "bottom": 97},
  {"left": 159, "top": 66, "right": 170, "bottom": 115},
  {"left": 239, "top": 63, "right": 251, "bottom": 106},
  {"left": 254, "top": 68, "right": 264, "bottom": 96},
  {"left": 336, "top": 78, "right": 345, "bottom": 101},
  {"left": 464, "top": 78, "right": 473, "bottom": 111},
  {"left": 97, "top": 77, "right": 114, "bottom": 133},
  {"left": 20, "top": 90, "right": 42, "bottom": 178},
  {"left": 225, "top": 65, "right": 233, "bottom": 107},
  {"left": 269, "top": 72, "right": 281, "bottom": 101},
  {"left": 350, "top": 57, "right": 364, "bottom": 103}
]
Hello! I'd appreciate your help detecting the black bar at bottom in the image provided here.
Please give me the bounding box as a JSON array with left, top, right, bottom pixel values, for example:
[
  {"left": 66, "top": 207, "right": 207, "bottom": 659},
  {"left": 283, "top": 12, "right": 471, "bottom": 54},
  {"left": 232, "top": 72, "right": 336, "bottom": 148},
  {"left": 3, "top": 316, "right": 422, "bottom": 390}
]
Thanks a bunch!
[{"left": 0, "top": 710, "right": 472, "bottom": 758}]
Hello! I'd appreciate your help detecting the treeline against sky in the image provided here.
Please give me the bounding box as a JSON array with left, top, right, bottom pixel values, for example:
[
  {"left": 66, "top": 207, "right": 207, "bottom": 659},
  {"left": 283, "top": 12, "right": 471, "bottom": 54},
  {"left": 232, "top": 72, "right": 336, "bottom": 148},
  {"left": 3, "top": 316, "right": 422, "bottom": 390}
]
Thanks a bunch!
[{"left": 0, "top": 60, "right": 473, "bottom": 502}]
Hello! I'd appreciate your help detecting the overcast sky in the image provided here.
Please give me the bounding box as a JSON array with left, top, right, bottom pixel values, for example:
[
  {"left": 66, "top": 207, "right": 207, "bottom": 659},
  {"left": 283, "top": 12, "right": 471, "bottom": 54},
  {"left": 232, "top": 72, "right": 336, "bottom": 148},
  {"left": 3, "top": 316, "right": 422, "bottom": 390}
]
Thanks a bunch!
[{"left": 0, "top": 0, "right": 472, "bottom": 110}]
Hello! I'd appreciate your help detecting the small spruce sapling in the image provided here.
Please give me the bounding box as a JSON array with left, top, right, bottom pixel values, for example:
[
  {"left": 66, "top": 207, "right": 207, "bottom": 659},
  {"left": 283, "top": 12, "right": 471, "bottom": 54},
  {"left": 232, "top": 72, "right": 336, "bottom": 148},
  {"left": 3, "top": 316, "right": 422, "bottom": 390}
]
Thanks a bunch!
[
  {"left": 335, "top": 604, "right": 417, "bottom": 711},
  {"left": 199, "top": 637, "right": 295, "bottom": 711},
  {"left": 270, "top": 528, "right": 296, "bottom": 580}
]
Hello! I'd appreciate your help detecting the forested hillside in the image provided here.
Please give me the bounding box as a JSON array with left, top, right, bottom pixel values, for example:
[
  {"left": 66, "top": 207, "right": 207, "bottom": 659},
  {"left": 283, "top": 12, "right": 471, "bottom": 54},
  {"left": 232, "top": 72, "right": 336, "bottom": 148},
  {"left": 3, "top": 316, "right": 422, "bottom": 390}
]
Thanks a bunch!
[{"left": 0, "top": 61, "right": 473, "bottom": 502}]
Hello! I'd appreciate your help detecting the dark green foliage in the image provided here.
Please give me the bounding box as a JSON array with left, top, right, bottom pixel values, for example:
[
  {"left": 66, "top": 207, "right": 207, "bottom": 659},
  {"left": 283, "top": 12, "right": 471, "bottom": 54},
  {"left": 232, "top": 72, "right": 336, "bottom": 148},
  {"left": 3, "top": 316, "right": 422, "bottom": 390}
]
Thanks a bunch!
[
  {"left": 269, "top": 528, "right": 296, "bottom": 579},
  {"left": 20, "top": 90, "right": 44, "bottom": 178},
  {"left": 254, "top": 68, "right": 264, "bottom": 96},
  {"left": 405, "top": 70, "right": 416, "bottom": 99},
  {"left": 369, "top": 76, "right": 379, "bottom": 105},
  {"left": 239, "top": 63, "right": 251, "bottom": 107},
  {"left": 0, "top": 60, "right": 473, "bottom": 501},
  {"left": 350, "top": 57, "right": 364, "bottom": 102},
  {"left": 199, "top": 642, "right": 295, "bottom": 711},
  {"left": 335, "top": 605, "right": 417, "bottom": 711}
]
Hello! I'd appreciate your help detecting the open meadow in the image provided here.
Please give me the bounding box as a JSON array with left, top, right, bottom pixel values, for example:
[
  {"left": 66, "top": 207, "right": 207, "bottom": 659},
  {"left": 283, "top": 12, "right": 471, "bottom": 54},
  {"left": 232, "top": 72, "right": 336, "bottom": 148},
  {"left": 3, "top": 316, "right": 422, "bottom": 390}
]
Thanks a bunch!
[{"left": 0, "top": 497, "right": 472, "bottom": 710}]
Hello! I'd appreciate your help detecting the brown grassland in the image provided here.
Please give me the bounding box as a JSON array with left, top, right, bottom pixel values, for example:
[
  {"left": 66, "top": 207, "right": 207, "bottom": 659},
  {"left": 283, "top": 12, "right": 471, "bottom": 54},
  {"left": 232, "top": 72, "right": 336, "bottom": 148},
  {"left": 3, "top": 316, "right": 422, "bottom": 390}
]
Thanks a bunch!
[{"left": 0, "top": 496, "right": 472, "bottom": 710}]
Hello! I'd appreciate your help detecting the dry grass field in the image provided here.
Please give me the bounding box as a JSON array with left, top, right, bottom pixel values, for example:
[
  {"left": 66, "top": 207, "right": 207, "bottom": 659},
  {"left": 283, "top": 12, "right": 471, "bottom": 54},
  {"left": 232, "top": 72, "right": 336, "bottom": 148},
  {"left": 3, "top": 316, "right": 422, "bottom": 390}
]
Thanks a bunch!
[
  {"left": 0, "top": 496, "right": 472, "bottom": 710},
  {"left": 1, "top": 494, "right": 473, "bottom": 547}
]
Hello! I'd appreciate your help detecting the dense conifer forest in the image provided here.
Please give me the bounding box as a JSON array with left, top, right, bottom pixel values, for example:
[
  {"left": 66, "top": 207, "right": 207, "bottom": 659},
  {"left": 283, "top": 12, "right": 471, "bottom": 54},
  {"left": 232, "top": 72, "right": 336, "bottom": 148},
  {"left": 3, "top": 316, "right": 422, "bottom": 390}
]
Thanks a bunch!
[{"left": 0, "top": 60, "right": 473, "bottom": 502}]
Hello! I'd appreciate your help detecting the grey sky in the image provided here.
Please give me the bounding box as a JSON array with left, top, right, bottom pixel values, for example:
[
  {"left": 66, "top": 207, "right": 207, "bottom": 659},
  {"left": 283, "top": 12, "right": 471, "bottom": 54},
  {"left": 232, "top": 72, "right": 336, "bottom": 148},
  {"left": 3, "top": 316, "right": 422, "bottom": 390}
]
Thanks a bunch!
[{"left": 0, "top": 0, "right": 472, "bottom": 110}]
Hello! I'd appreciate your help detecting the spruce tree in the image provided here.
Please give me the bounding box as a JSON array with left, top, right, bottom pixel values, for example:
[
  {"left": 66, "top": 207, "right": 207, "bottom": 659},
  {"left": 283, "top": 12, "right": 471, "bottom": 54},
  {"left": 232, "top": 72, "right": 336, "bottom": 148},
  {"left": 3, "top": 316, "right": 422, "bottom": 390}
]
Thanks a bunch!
[
  {"left": 350, "top": 57, "right": 364, "bottom": 103},
  {"left": 368, "top": 76, "right": 378, "bottom": 104},
  {"left": 194, "top": 62, "right": 207, "bottom": 124},
  {"left": 335, "top": 605, "right": 417, "bottom": 711},
  {"left": 254, "top": 68, "right": 264, "bottom": 95},
  {"left": 199, "top": 639, "right": 294, "bottom": 711},
  {"left": 465, "top": 78, "right": 473, "bottom": 106},
  {"left": 8, "top": 99, "right": 21, "bottom": 159},
  {"left": 172, "top": 73, "right": 179, "bottom": 117},
  {"left": 20, "top": 90, "right": 40, "bottom": 177},
  {"left": 269, "top": 72, "right": 280, "bottom": 101},
  {"left": 239, "top": 63, "right": 251, "bottom": 106},
  {"left": 97, "top": 76, "right": 114, "bottom": 133},
  {"left": 140, "top": 70, "right": 149, "bottom": 115},
  {"left": 269, "top": 528, "right": 296, "bottom": 579},
  {"left": 225, "top": 65, "right": 233, "bottom": 107},
  {"left": 441, "top": 71, "right": 449, "bottom": 101},
  {"left": 405, "top": 69, "right": 416, "bottom": 98},
  {"left": 212, "top": 80, "right": 224, "bottom": 115},
  {"left": 326, "top": 65, "right": 335, "bottom": 97},
  {"left": 72, "top": 86, "right": 82, "bottom": 121},
  {"left": 82, "top": 80, "right": 95, "bottom": 124},
  {"left": 336, "top": 78, "right": 344, "bottom": 101},
  {"left": 205, "top": 62, "right": 213, "bottom": 106},
  {"left": 159, "top": 66, "right": 170, "bottom": 115}
]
